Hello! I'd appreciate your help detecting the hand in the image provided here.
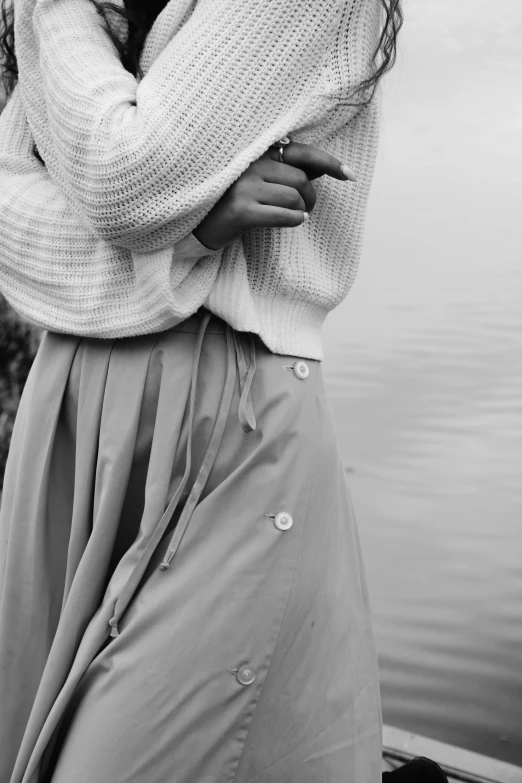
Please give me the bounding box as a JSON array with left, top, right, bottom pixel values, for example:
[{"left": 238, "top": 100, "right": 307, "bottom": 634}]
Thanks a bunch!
[{"left": 192, "top": 142, "right": 356, "bottom": 251}]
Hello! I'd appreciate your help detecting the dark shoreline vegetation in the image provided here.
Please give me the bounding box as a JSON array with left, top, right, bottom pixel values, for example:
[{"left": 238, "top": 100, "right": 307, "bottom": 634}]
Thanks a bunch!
[
  {"left": 0, "top": 297, "right": 41, "bottom": 490},
  {"left": 0, "top": 85, "right": 41, "bottom": 491}
]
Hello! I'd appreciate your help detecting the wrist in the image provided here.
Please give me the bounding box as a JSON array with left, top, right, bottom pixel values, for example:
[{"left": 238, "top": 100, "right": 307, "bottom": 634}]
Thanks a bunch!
[
  {"left": 174, "top": 232, "right": 218, "bottom": 263},
  {"left": 192, "top": 225, "right": 223, "bottom": 252}
]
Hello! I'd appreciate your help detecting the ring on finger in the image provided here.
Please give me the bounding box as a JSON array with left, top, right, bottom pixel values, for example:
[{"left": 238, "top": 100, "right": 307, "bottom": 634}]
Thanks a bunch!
[{"left": 271, "top": 136, "right": 291, "bottom": 164}]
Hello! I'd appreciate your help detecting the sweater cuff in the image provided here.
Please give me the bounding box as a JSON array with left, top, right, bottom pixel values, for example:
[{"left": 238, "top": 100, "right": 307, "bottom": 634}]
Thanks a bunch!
[{"left": 173, "top": 232, "right": 217, "bottom": 262}]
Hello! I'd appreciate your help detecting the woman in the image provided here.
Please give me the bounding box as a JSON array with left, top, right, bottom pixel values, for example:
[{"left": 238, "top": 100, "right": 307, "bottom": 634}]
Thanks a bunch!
[{"left": 0, "top": 0, "right": 434, "bottom": 781}]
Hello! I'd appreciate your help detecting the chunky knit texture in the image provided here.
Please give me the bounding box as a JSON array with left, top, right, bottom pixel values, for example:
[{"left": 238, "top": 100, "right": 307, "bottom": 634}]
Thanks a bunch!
[{"left": 0, "top": 0, "right": 381, "bottom": 360}]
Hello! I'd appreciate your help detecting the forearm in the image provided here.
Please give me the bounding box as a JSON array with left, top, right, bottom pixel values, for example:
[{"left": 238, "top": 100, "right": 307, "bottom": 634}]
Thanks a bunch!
[{"left": 15, "top": 0, "right": 345, "bottom": 250}]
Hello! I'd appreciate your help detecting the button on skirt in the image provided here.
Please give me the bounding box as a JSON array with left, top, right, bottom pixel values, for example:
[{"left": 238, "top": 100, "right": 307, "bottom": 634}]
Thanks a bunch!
[{"left": 0, "top": 310, "right": 382, "bottom": 783}]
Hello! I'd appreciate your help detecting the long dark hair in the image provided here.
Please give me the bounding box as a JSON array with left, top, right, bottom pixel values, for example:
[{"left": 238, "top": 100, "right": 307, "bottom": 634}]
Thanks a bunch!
[{"left": 0, "top": 0, "right": 402, "bottom": 100}]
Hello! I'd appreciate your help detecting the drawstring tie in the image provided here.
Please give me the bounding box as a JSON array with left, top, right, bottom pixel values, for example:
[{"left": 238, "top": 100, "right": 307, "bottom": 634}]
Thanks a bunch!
[
  {"left": 233, "top": 330, "right": 257, "bottom": 434},
  {"left": 108, "top": 313, "right": 257, "bottom": 638}
]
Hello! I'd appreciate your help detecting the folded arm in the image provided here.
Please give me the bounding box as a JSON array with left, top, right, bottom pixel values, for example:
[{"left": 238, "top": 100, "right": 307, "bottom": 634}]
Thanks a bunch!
[
  {"left": 15, "top": 0, "right": 342, "bottom": 251},
  {"left": 0, "top": 87, "right": 215, "bottom": 335}
]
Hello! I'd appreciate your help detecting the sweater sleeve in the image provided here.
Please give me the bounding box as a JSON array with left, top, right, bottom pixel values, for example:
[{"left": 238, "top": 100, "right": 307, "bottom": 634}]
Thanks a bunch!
[
  {"left": 14, "top": 0, "right": 344, "bottom": 252},
  {"left": 0, "top": 87, "right": 217, "bottom": 335}
]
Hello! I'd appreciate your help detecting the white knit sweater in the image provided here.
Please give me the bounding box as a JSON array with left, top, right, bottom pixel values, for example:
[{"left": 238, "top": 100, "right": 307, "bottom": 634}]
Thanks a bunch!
[{"left": 0, "top": 0, "right": 381, "bottom": 360}]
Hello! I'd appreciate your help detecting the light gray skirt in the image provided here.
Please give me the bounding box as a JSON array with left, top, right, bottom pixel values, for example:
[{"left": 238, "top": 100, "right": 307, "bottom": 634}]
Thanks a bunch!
[{"left": 0, "top": 309, "right": 382, "bottom": 783}]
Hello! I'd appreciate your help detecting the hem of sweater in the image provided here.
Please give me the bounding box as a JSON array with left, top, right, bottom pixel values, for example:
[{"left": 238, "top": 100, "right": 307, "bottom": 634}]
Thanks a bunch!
[
  {"left": 16, "top": 295, "right": 329, "bottom": 361},
  {"left": 250, "top": 296, "right": 328, "bottom": 362}
]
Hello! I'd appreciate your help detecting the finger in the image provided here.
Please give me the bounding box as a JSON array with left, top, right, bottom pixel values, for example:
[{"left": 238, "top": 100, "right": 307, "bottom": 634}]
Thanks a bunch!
[
  {"left": 267, "top": 142, "right": 356, "bottom": 182},
  {"left": 258, "top": 159, "right": 317, "bottom": 213},
  {"left": 256, "top": 182, "right": 306, "bottom": 213},
  {"left": 252, "top": 204, "right": 307, "bottom": 229}
]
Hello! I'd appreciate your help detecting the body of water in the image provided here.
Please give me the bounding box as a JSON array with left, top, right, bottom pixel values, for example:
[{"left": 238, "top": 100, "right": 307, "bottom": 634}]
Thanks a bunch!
[{"left": 323, "top": 0, "right": 522, "bottom": 765}]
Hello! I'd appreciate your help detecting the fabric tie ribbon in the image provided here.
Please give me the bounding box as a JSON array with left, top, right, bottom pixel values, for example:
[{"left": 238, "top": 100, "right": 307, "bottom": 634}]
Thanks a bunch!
[{"left": 108, "top": 312, "right": 257, "bottom": 637}]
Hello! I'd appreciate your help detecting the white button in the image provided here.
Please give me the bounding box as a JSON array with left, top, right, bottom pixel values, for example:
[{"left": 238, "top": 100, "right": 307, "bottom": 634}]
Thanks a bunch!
[
  {"left": 293, "top": 360, "right": 309, "bottom": 380},
  {"left": 274, "top": 512, "right": 293, "bottom": 531},
  {"left": 237, "top": 665, "right": 256, "bottom": 685}
]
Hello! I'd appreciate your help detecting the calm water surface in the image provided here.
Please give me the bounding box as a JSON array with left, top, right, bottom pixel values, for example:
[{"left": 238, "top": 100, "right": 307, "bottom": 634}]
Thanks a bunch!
[{"left": 323, "top": 0, "right": 522, "bottom": 765}]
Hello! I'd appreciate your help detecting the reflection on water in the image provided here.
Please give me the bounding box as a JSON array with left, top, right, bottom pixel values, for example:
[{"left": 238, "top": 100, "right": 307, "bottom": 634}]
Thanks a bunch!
[{"left": 323, "top": 0, "right": 522, "bottom": 765}]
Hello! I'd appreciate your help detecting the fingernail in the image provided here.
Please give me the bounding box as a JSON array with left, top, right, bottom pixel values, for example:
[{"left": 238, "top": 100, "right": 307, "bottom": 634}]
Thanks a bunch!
[
  {"left": 303, "top": 212, "right": 309, "bottom": 222},
  {"left": 341, "top": 164, "right": 357, "bottom": 182}
]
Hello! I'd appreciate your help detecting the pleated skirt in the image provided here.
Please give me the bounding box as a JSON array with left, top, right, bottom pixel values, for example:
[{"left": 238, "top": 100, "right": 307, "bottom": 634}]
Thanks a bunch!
[{"left": 0, "top": 309, "right": 382, "bottom": 783}]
